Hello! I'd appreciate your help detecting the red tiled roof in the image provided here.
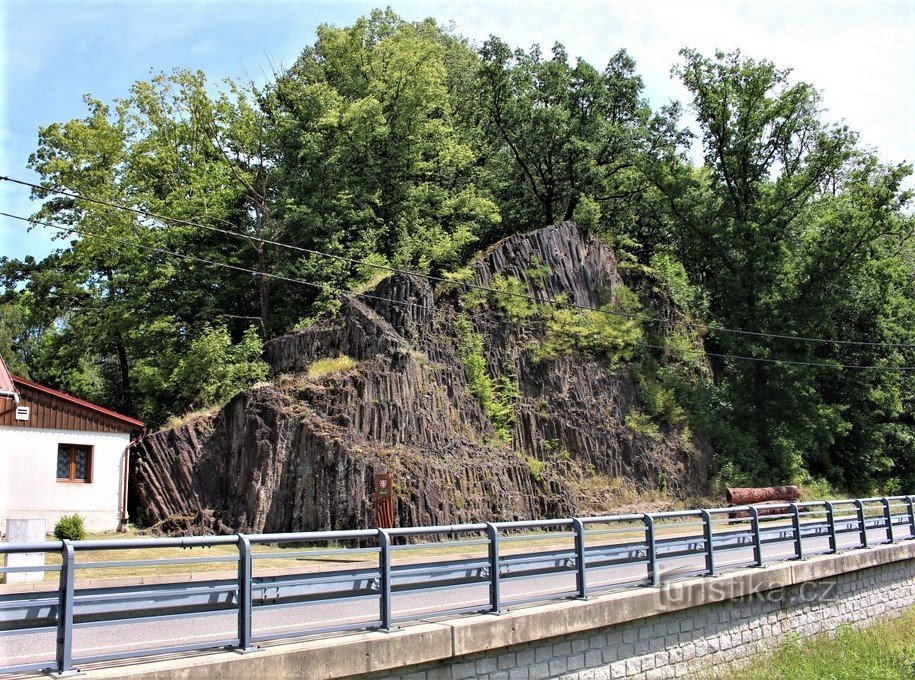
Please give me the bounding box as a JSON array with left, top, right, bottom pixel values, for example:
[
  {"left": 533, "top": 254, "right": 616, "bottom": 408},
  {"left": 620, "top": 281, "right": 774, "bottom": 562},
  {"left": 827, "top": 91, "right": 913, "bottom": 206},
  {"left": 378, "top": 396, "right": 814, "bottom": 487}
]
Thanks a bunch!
[
  {"left": 11, "top": 375, "right": 145, "bottom": 429},
  {"left": 0, "top": 354, "right": 16, "bottom": 395}
]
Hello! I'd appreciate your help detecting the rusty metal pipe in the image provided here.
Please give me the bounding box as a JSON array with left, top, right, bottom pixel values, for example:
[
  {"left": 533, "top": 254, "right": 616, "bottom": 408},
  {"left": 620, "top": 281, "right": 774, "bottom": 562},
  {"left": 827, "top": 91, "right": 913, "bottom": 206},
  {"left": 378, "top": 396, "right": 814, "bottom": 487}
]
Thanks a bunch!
[{"left": 726, "top": 486, "right": 799, "bottom": 505}]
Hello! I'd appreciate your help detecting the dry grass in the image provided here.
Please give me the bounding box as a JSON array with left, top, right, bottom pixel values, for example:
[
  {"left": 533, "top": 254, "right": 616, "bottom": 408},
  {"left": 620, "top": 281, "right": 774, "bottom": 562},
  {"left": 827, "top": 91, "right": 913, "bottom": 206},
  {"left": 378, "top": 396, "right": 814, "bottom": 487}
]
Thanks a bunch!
[
  {"left": 569, "top": 473, "right": 705, "bottom": 516},
  {"left": 163, "top": 404, "right": 221, "bottom": 429},
  {"left": 350, "top": 271, "right": 390, "bottom": 294},
  {"left": 307, "top": 354, "right": 357, "bottom": 379}
]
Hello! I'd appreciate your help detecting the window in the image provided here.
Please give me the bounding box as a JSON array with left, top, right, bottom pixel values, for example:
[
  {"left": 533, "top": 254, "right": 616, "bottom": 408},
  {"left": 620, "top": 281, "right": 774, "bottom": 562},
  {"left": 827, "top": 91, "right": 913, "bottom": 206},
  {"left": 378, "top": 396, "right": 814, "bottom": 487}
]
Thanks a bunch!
[{"left": 57, "top": 444, "right": 92, "bottom": 483}]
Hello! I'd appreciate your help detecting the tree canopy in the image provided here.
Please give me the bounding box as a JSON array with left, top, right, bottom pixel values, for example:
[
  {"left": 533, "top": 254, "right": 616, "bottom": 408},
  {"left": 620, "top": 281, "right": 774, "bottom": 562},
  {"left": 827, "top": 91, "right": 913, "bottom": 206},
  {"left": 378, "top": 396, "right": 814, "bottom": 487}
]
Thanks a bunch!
[{"left": 2, "top": 11, "right": 913, "bottom": 494}]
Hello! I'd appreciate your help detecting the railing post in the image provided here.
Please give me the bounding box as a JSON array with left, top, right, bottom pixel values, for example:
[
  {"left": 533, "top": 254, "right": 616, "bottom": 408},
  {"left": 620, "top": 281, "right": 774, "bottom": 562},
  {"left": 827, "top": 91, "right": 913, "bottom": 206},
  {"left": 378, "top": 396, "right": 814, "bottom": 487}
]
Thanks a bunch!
[
  {"left": 880, "top": 498, "right": 894, "bottom": 544},
  {"left": 378, "top": 529, "right": 393, "bottom": 631},
  {"left": 485, "top": 523, "right": 501, "bottom": 614},
  {"left": 700, "top": 510, "right": 715, "bottom": 576},
  {"left": 824, "top": 501, "right": 837, "bottom": 554},
  {"left": 572, "top": 519, "right": 588, "bottom": 599},
  {"left": 643, "top": 515, "right": 659, "bottom": 586},
  {"left": 906, "top": 496, "right": 915, "bottom": 540},
  {"left": 854, "top": 499, "right": 868, "bottom": 548},
  {"left": 235, "top": 534, "right": 259, "bottom": 652},
  {"left": 748, "top": 506, "right": 763, "bottom": 567},
  {"left": 53, "top": 540, "right": 77, "bottom": 677},
  {"left": 790, "top": 503, "right": 804, "bottom": 560}
]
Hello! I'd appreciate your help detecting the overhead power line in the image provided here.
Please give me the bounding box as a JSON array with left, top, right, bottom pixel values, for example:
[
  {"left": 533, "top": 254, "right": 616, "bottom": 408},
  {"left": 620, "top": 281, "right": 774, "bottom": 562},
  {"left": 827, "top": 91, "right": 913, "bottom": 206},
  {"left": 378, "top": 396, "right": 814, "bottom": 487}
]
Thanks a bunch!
[
  {"left": 4, "top": 210, "right": 915, "bottom": 373},
  {"left": 3, "top": 173, "right": 915, "bottom": 351}
]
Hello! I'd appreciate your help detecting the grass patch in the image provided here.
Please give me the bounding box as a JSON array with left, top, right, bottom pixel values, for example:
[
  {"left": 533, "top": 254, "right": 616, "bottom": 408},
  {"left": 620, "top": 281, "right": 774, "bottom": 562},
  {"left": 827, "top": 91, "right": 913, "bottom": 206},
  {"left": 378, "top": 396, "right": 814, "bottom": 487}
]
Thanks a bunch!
[
  {"left": 714, "top": 608, "right": 915, "bottom": 679},
  {"left": 307, "top": 354, "right": 357, "bottom": 379},
  {"left": 525, "top": 455, "right": 545, "bottom": 481},
  {"left": 164, "top": 404, "right": 221, "bottom": 429}
]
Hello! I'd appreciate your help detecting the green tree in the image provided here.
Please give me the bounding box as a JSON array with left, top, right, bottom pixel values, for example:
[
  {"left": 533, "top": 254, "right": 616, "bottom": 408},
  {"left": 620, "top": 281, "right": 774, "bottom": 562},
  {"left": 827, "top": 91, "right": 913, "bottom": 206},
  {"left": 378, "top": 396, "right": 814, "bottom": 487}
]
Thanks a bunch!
[
  {"left": 269, "top": 9, "right": 498, "bottom": 309},
  {"left": 21, "top": 73, "right": 273, "bottom": 424},
  {"left": 654, "top": 48, "right": 915, "bottom": 489},
  {"left": 477, "top": 37, "right": 667, "bottom": 254},
  {"left": 170, "top": 324, "right": 268, "bottom": 410}
]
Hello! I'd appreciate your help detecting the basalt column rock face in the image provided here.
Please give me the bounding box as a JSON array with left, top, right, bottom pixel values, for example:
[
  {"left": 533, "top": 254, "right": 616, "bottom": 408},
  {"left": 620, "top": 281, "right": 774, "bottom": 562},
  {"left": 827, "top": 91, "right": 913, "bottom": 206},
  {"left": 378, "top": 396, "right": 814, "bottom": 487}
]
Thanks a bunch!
[{"left": 131, "top": 223, "right": 711, "bottom": 533}]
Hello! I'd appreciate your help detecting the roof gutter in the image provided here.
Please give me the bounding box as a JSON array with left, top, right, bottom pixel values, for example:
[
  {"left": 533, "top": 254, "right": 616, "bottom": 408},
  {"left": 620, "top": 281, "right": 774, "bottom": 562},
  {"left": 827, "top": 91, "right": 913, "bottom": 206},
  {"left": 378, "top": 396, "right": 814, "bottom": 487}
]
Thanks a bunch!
[{"left": 0, "top": 389, "right": 19, "bottom": 419}]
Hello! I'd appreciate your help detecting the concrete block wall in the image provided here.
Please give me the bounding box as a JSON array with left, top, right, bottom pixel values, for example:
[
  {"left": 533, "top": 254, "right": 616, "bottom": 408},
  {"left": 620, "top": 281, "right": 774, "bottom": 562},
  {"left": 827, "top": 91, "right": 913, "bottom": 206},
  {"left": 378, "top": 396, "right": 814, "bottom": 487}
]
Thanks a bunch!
[{"left": 378, "top": 557, "right": 915, "bottom": 680}]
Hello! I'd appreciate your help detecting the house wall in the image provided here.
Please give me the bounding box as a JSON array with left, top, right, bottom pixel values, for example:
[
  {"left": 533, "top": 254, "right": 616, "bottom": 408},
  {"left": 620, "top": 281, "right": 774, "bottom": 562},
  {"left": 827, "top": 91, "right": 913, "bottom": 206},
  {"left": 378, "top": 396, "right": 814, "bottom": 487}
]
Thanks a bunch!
[{"left": 0, "top": 426, "right": 129, "bottom": 533}]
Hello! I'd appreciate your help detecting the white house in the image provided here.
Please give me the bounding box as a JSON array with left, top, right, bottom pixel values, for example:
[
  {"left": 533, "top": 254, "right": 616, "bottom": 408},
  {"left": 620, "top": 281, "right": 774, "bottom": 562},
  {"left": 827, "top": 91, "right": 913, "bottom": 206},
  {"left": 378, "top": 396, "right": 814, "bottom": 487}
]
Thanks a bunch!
[{"left": 0, "top": 356, "right": 144, "bottom": 533}]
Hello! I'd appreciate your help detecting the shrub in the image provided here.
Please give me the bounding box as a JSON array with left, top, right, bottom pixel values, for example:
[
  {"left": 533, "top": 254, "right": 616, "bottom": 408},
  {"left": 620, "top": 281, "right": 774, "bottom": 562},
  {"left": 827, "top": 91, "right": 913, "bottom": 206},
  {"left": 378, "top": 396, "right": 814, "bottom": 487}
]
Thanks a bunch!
[
  {"left": 491, "top": 275, "right": 538, "bottom": 323},
  {"left": 531, "top": 296, "right": 642, "bottom": 364},
  {"left": 455, "top": 317, "right": 518, "bottom": 443},
  {"left": 54, "top": 514, "right": 86, "bottom": 541},
  {"left": 170, "top": 324, "right": 268, "bottom": 411},
  {"left": 625, "top": 410, "right": 661, "bottom": 441}
]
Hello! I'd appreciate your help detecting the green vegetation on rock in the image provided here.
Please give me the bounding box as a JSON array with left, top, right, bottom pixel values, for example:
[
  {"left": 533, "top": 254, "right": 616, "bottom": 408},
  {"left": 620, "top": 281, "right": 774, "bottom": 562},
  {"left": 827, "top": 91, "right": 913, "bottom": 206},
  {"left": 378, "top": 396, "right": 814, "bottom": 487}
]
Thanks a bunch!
[{"left": 455, "top": 317, "right": 518, "bottom": 443}]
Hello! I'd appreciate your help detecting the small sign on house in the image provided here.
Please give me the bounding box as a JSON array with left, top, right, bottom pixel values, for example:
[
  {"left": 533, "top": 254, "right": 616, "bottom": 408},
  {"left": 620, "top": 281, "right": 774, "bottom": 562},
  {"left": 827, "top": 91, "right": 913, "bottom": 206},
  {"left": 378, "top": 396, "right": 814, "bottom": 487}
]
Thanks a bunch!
[{"left": 15, "top": 406, "right": 29, "bottom": 421}]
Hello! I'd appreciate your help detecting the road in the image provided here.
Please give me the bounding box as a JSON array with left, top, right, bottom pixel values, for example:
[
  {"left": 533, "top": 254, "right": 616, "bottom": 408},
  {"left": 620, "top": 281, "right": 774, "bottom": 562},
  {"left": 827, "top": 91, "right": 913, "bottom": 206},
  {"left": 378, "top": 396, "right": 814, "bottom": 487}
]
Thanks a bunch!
[{"left": 0, "top": 516, "right": 910, "bottom": 673}]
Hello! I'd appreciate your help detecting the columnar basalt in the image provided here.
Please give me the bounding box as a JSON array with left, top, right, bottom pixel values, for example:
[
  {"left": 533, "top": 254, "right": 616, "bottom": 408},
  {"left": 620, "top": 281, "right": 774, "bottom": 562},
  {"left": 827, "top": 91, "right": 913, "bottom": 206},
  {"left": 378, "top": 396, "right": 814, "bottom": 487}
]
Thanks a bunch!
[{"left": 131, "top": 223, "right": 711, "bottom": 533}]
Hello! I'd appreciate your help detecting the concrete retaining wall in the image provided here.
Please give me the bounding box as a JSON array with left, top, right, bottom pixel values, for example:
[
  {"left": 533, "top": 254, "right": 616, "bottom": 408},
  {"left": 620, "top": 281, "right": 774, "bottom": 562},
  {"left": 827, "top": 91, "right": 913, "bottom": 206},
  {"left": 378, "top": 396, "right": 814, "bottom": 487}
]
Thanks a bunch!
[
  {"left": 62, "top": 541, "right": 915, "bottom": 679},
  {"left": 379, "top": 547, "right": 915, "bottom": 679}
]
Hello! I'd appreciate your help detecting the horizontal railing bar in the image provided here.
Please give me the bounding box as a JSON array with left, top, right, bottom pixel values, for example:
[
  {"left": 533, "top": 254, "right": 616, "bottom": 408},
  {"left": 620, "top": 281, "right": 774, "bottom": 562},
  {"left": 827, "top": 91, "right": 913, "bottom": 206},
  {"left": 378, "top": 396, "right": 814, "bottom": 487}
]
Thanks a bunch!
[
  {"left": 251, "top": 529, "right": 380, "bottom": 543},
  {"left": 0, "top": 596, "right": 58, "bottom": 609},
  {"left": 250, "top": 592, "right": 379, "bottom": 614},
  {"left": 386, "top": 523, "right": 488, "bottom": 536},
  {"left": 391, "top": 538, "right": 488, "bottom": 551},
  {"left": 646, "top": 510, "right": 704, "bottom": 519},
  {"left": 492, "top": 518, "right": 573, "bottom": 530},
  {"left": 72, "top": 583, "right": 238, "bottom": 605},
  {"left": 0, "top": 624, "right": 57, "bottom": 635},
  {"left": 75, "top": 536, "right": 238, "bottom": 551},
  {"left": 499, "top": 531, "right": 576, "bottom": 542},
  {"left": 0, "top": 541, "right": 64, "bottom": 554},
  {"left": 253, "top": 546, "right": 380, "bottom": 560},
  {"left": 0, "top": 660, "right": 53, "bottom": 674},
  {"left": 76, "top": 555, "right": 237, "bottom": 569},
  {"left": 578, "top": 513, "right": 646, "bottom": 524},
  {"left": 0, "top": 564, "right": 61, "bottom": 573}
]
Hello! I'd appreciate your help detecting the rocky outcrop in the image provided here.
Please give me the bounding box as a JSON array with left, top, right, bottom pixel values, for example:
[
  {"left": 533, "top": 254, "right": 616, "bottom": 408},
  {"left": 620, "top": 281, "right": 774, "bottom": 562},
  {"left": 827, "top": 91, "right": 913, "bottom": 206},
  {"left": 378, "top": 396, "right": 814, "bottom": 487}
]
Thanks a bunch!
[{"left": 130, "top": 223, "right": 711, "bottom": 533}]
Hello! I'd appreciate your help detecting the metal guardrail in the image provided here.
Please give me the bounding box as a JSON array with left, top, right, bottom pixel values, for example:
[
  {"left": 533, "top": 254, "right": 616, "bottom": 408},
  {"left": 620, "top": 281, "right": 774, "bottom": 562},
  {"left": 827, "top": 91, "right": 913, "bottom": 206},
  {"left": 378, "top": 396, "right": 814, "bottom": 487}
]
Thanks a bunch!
[{"left": 0, "top": 495, "right": 913, "bottom": 676}]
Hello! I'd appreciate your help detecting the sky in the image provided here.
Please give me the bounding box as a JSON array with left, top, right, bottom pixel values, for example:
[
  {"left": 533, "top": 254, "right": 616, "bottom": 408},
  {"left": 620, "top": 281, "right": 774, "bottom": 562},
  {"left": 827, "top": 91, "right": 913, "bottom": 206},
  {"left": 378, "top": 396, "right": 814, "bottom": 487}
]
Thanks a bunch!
[{"left": 1, "top": 0, "right": 913, "bottom": 261}]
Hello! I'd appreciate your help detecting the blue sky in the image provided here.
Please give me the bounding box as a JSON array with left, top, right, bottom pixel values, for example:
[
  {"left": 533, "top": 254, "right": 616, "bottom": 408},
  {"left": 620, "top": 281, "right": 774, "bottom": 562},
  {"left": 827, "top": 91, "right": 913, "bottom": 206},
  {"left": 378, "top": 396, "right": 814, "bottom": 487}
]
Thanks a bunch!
[{"left": 2, "top": 0, "right": 913, "bottom": 261}]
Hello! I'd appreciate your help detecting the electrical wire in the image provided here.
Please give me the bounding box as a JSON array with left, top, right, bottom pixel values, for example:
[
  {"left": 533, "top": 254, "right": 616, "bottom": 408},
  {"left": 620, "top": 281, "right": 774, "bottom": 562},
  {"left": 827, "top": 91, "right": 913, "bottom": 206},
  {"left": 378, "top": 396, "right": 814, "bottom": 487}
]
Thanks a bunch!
[
  {"left": 4, "top": 173, "right": 914, "bottom": 351},
  {"left": 3, "top": 209, "right": 914, "bottom": 372}
]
